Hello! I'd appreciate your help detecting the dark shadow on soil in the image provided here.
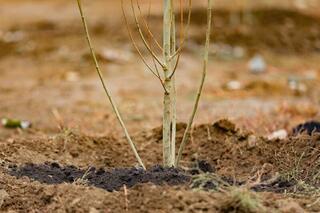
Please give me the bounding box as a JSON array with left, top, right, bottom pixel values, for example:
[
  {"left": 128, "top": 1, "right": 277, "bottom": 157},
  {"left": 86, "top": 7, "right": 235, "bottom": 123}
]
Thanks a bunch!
[{"left": 8, "top": 162, "right": 191, "bottom": 192}]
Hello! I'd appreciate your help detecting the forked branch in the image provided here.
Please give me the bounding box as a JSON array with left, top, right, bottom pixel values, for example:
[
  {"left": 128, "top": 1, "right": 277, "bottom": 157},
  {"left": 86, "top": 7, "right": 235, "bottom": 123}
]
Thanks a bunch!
[
  {"left": 76, "top": 0, "right": 145, "bottom": 169},
  {"left": 121, "top": 0, "right": 168, "bottom": 92},
  {"left": 130, "top": 0, "right": 165, "bottom": 68},
  {"left": 136, "top": 0, "right": 163, "bottom": 52}
]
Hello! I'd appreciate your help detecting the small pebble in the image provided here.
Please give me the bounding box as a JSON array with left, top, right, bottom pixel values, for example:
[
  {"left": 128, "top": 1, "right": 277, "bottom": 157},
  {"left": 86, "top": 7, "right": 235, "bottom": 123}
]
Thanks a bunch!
[
  {"left": 267, "top": 129, "right": 288, "bottom": 140},
  {"left": 247, "top": 135, "right": 257, "bottom": 148},
  {"left": 248, "top": 54, "right": 267, "bottom": 74},
  {"left": 225, "top": 80, "right": 242, "bottom": 91}
]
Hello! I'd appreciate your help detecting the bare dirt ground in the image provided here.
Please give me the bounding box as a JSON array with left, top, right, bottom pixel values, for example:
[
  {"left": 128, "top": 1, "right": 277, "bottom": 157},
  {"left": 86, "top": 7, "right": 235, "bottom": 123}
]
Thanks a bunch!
[{"left": 1, "top": 0, "right": 320, "bottom": 212}]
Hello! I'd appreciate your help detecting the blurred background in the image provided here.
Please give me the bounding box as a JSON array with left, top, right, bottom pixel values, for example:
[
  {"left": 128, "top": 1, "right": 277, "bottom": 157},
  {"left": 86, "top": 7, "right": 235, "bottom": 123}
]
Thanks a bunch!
[{"left": 0, "top": 0, "right": 320, "bottom": 138}]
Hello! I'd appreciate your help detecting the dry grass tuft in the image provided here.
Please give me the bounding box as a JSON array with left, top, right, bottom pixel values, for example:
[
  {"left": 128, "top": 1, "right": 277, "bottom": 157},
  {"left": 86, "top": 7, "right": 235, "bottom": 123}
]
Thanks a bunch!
[{"left": 217, "top": 187, "right": 266, "bottom": 213}]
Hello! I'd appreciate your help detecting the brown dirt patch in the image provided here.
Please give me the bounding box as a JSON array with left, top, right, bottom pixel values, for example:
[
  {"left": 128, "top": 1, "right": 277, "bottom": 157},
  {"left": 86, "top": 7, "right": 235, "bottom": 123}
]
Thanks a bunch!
[
  {"left": 1, "top": 1, "right": 320, "bottom": 212},
  {"left": 193, "top": 8, "right": 320, "bottom": 54},
  {"left": 1, "top": 120, "right": 320, "bottom": 212},
  {"left": 149, "top": 8, "right": 320, "bottom": 54}
]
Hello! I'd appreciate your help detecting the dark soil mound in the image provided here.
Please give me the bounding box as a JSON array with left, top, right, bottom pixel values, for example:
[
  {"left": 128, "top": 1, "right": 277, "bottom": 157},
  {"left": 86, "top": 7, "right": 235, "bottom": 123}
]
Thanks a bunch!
[
  {"left": 7, "top": 160, "right": 297, "bottom": 194},
  {"left": 292, "top": 120, "right": 320, "bottom": 135},
  {"left": 9, "top": 162, "right": 191, "bottom": 192},
  {"left": 251, "top": 177, "right": 296, "bottom": 193}
]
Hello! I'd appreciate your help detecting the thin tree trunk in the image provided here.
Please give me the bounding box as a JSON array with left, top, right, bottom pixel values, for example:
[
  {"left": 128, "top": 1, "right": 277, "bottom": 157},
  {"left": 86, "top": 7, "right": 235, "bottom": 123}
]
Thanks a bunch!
[
  {"left": 170, "top": 0, "right": 177, "bottom": 166},
  {"left": 163, "top": 0, "right": 174, "bottom": 167}
]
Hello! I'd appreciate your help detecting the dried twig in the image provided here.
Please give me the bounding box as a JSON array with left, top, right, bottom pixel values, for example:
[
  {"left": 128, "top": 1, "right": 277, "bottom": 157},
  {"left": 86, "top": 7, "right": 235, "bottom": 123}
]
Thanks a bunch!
[
  {"left": 51, "top": 108, "right": 64, "bottom": 130},
  {"left": 123, "top": 185, "right": 129, "bottom": 211}
]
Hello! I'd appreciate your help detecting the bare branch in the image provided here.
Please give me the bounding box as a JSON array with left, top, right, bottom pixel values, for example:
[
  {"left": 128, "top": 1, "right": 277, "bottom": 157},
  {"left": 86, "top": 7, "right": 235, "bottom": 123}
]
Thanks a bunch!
[
  {"left": 169, "top": 54, "right": 181, "bottom": 79},
  {"left": 168, "top": 0, "right": 184, "bottom": 79},
  {"left": 76, "top": 0, "right": 145, "bottom": 169},
  {"left": 179, "top": 0, "right": 185, "bottom": 47},
  {"left": 130, "top": 0, "right": 165, "bottom": 68},
  {"left": 151, "top": 57, "right": 161, "bottom": 80},
  {"left": 136, "top": 0, "right": 163, "bottom": 52},
  {"left": 176, "top": 0, "right": 212, "bottom": 167},
  {"left": 170, "top": 0, "right": 192, "bottom": 60},
  {"left": 122, "top": 0, "right": 169, "bottom": 94}
]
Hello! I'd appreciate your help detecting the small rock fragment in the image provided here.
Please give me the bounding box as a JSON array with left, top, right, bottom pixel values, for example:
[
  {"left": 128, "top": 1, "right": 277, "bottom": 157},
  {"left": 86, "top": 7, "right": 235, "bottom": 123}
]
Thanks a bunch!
[
  {"left": 247, "top": 135, "right": 257, "bottom": 148},
  {"left": 224, "top": 80, "right": 242, "bottom": 91},
  {"left": 248, "top": 54, "right": 267, "bottom": 74},
  {"left": 267, "top": 129, "right": 288, "bottom": 140},
  {"left": 288, "top": 77, "right": 307, "bottom": 94}
]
